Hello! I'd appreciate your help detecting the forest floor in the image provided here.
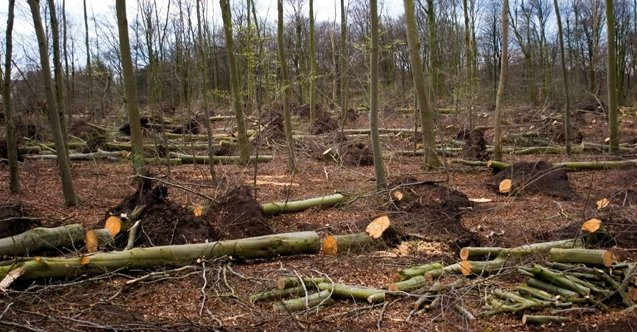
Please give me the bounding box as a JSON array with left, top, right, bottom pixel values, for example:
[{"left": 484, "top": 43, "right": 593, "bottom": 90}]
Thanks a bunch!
[{"left": 0, "top": 104, "right": 636, "bottom": 331}]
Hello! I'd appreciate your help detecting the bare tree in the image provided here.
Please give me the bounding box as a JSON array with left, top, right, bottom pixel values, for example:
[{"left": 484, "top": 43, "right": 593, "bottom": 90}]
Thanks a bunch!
[
  {"left": 309, "top": 0, "right": 317, "bottom": 123},
  {"left": 83, "top": 0, "right": 93, "bottom": 117},
  {"left": 605, "top": 0, "right": 619, "bottom": 152},
  {"left": 2, "top": 0, "right": 19, "bottom": 193},
  {"left": 27, "top": 0, "right": 78, "bottom": 206},
  {"left": 278, "top": 0, "right": 297, "bottom": 173},
  {"left": 196, "top": 0, "right": 215, "bottom": 181},
  {"left": 493, "top": 0, "right": 510, "bottom": 161},
  {"left": 220, "top": 0, "right": 250, "bottom": 164},
  {"left": 403, "top": 0, "right": 441, "bottom": 168},
  {"left": 48, "top": 0, "right": 70, "bottom": 150},
  {"left": 370, "top": 0, "right": 386, "bottom": 188},
  {"left": 116, "top": 0, "right": 146, "bottom": 175},
  {"left": 554, "top": 0, "right": 572, "bottom": 154}
]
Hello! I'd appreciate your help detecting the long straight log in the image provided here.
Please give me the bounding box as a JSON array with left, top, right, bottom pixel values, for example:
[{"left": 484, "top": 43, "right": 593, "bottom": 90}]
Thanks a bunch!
[
  {"left": 25, "top": 150, "right": 127, "bottom": 161},
  {"left": 549, "top": 248, "right": 613, "bottom": 267},
  {"left": 169, "top": 152, "right": 272, "bottom": 164},
  {"left": 276, "top": 276, "right": 330, "bottom": 289},
  {"left": 250, "top": 286, "right": 308, "bottom": 303},
  {"left": 272, "top": 290, "right": 333, "bottom": 312},
  {"left": 0, "top": 224, "right": 84, "bottom": 257},
  {"left": 0, "top": 231, "right": 321, "bottom": 279},
  {"left": 261, "top": 193, "right": 346, "bottom": 215},
  {"left": 527, "top": 265, "right": 590, "bottom": 296},
  {"left": 527, "top": 277, "right": 580, "bottom": 299},
  {"left": 394, "top": 262, "right": 443, "bottom": 281},
  {"left": 459, "top": 247, "right": 503, "bottom": 261},
  {"left": 454, "top": 159, "right": 637, "bottom": 172},
  {"left": 522, "top": 315, "right": 569, "bottom": 325},
  {"left": 316, "top": 282, "right": 385, "bottom": 303},
  {"left": 321, "top": 232, "right": 379, "bottom": 255}
]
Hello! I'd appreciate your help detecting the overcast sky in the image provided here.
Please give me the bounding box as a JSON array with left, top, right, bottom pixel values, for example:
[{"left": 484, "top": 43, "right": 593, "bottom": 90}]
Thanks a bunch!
[{"left": 0, "top": 0, "right": 404, "bottom": 70}]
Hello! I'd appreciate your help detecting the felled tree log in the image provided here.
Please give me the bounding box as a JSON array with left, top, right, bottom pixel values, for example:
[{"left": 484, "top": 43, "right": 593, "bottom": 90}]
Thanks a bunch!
[
  {"left": 454, "top": 159, "right": 637, "bottom": 172},
  {"left": 525, "top": 265, "right": 590, "bottom": 296},
  {"left": 393, "top": 262, "right": 443, "bottom": 281},
  {"left": 548, "top": 248, "right": 613, "bottom": 267},
  {"left": 522, "top": 315, "right": 569, "bottom": 325},
  {"left": 169, "top": 152, "right": 273, "bottom": 164},
  {"left": 25, "top": 150, "right": 128, "bottom": 161},
  {"left": 272, "top": 290, "right": 333, "bottom": 312},
  {"left": 459, "top": 247, "right": 503, "bottom": 261},
  {"left": 250, "top": 286, "right": 308, "bottom": 303},
  {"left": 527, "top": 277, "right": 580, "bottom": 299},
  {"left": 276, "top": 276, "right": 330, "bottom": 289},
  {"left": 0, "top": 224, "right": 85, "bottom": 257},
  {"left": 0, "top": 231, "right": 321, "bottom": 280},
  {"left": 261, "top": 193, "right": 346, "bottom": 215},
  {"left": 322, "top": 216, "right": 401, "bottom": 255},
  {"left": 316, "top": 282, "right": 385, "bottom": 303},
  {"left": 459, "top": 239, "right": 580, "bottom": 276}
]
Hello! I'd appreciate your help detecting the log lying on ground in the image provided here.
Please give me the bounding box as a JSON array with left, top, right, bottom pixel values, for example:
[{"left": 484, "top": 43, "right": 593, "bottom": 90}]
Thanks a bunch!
[
  {"left": 261, "top": 193, "right": 346, "bottom": 215},
  {"left": 459, "top": 239, "right": 581, "bottom": 276},
  {"left": 169, "top": 152, "right": 273, "bottom": 164},
  {"left": 451, "top": 159, "right": 637, "bottom": 172},
  {"left": 276, "top": 276, "right": 330, "bottom": 289},
  {"left": 316, "top": 282, "right": 385, "bottom": 303},
  {"left": 0, "top": 224, "right": 87, "bottom": 257},
  {"left": 25, "top": 150, "right": 128, "bottom": 161},
  {"left": 522, "top": 315, "right": 569, "bottom": 325},
  {"left": 272, "top": 289, "right": 333, "bottom": 312},
  {"left": 250, "top": 286, "right": 309, "bottom": 303},
  {"left": 548, "top": 248, "right": 613, "bottom": 267},
  {"left": 393, "top": 262, "right": 444, "bottom": 281},
  {"left": 321, "top": 216, "right": 401, "bottom": 255},
  {"left": 0, "top": 231, "right": 321, "bottom": 280}
]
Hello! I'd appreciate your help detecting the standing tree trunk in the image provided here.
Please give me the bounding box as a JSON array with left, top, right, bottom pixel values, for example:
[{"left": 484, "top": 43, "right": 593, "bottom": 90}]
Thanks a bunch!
[
  {"left": 196, "top": 0, "right": 215, "bottom": 181},
  {"left": 115, "top": 0, "right": 146, "bottom": 176},
  {"left": 83, "top": 0, "right": 93, "bottom": 118},
  {"left": 554, "top": 0, "right": 571, "bottom": 155},
  {"left": 48, "top": 0, "right": 69, "bottom": 152},
  {"left": 277, "top": 0, "right": 297, "bottom": 173},
  {"left": 2, "top": 0, "right": 19, "bottom": 193},
  {"left": 219, "top": 0, "right": 250, "bottom": 164},
  {"left": 463, "top": 0, "right": 474, "bottom": 129},
  {"left": 493, "top": 0, "right": 510, "bottom": 161},
  {"left": 426, "top": 0, "right": 440, "bottom": 103},
  {"left": 339, "top": 0, "right": 348, "bottom": 118},
  {"left": 27, "top": 0, "right": 78, "bottom": 206},
  {"left": 403, "top": 0, "right": 441, "bottom": 169},
  {"left": 369, "top": 0, "right": 386, "bottom": 189},
  {"left": 605, "top": 0, "right": 619, "bottom": 153},
  {"left": 309, "top": 0, "right": 317, "bottom": 123}
]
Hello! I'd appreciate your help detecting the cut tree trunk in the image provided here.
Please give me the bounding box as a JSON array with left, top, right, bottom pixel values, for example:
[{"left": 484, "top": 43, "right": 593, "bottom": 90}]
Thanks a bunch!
[
  {"left": 394, "top": 262, "right": 443, "bottom": 281},
  {"left": 522, "top": 315, "right": 569, "bottom": 325},
  {"left": 169, "top": 153, "right": 272, "bottom": 164},
  {"left": 316, "top": 282, "right": 385, "bottom": 303},
  {"left": 272, "top": 289, "right": 333, "bottom": 312},
  {"left": 25, "top": 150, "right": 127, "bottom": 161},
  {"left": 0, "top": 231, "right": 321, "bottom": 280},
  {"left": 0, "top": 224, "right": 85, "bottom": 257},
  {"left": 261, "top": 193, "right": 346, "bottom": 215},
  {"left": 548, "top": 248, "right": 613, "bottom": 267}
]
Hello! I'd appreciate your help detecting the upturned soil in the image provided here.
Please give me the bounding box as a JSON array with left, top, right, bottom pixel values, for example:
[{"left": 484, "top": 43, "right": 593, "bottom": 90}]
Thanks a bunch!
[{"left": 0, "top": 104, "right": 636, "bottom": 331}]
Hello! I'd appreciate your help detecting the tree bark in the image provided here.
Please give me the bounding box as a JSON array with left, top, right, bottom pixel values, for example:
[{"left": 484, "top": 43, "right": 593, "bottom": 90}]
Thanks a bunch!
[
  {"left": 2, "top": 0, "right": 19, "bottom": 193},
  {"left": 522, "top": 315, "right": 569, "bottom": 325},
  {"left": 219, "top": 0, "right": 250, "bottom": 164},
  {"left": 272, "top": 290, "right": 333, "bottom": 312},
  {"left": 548, "top": 248, "right": 613, "bottom": 267},
  {"left": 308, "top": 0, "right": 317, "bottom": 123},
  {"left": 261, "top": 193, "right": 346, "bottom": 215},
  {"left": 403, "top": 0, "right": 441, "bottom": 168},
  {"left": 48, "top": 0, "right": 70, "bottom": 152},
  {"left": 196, "top": 0, "right": 215, "bottom": 181},
  {"left": 493, "top": 0, "right": 509, "bottom": 160},
  {"left": 116, "top": 0, "right": 145, "bottom": 176},
  {"left": 276, "top": 0, "right": 297, "bottom": 173},
  {"left": 369, "top": 0, "right": 386, "bottom": 189},
  {"left": 0, "top": 231, "right": 321, "bottom": 280},
  {"left": 83, "top": 0, "right": 93, "bottom": 117},
  {"left": 339, "top": 0, "right": 348, "bottom": 119},
  {"left": 27, "top": 0, "right": 78, "bottom": 206},
  {"left": 605, "top": 0, "right": 619, "bottom": 152},
  {"left": 554, "top": 0, "right": 571, "bottom": 155},
  {"left": 317, "top": 282, "right": 385, "bottom": 303}
]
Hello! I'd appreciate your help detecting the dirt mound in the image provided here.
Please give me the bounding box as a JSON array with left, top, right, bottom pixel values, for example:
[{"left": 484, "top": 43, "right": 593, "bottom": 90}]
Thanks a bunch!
[
  {"left": 70, "top": 120, "right": 109, "bottom": 152},
  {"left": 118, "top": 117, "right": 158, "bottom": 135},
  {"left": 573, "top": 99, "right": 607, "bottom": 113},
  {"left": 206, "top": 186, "right": 272, "bottom": 239},
  {"left": 170, "top": 118, "right": 201, "bottom": 135},
  {"left": 540, "top": 117, "right": 583, "bottom": 144},
  {"left": 257, "top": 111, "right": 286, "bottom": 143},
  {"left": 309, "top": 112, "right": 338, "bottom": 135},
  {"left": 455, "top": 128, "right": 489, "bottom": 161},
  {"left": 0, "top": 203, "right": 41, "bottom": 238},
  {"left": 490, "top": 160, "right": 575, "bottom": 200},
  {"left": 342, "top": 141, "right": 373, "bottom": 166},
  {"left": 16, "top": 120, "right": 44, "bottom": 140},
  {"left": 102, "top": 179, "right": 214, "bottom": 246},
  {"left": 387, "top": 178, "right": 479, "bottom": 249}
]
